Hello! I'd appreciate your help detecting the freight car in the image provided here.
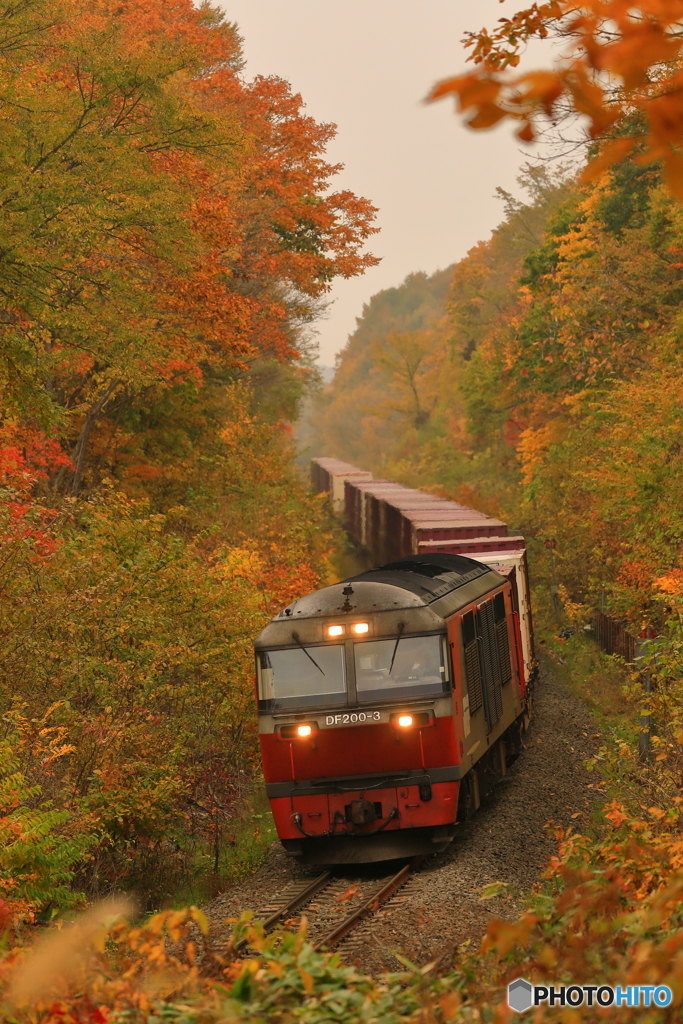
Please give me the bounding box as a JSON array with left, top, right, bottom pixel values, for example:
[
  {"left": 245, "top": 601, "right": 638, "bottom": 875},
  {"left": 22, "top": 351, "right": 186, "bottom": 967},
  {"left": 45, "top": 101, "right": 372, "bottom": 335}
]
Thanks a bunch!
[
  {"left": 309, "top": 457, "right": 373, "bottom": 514},
  {"left": 312, "top": 458, "right": 534, "bottom": 686}
]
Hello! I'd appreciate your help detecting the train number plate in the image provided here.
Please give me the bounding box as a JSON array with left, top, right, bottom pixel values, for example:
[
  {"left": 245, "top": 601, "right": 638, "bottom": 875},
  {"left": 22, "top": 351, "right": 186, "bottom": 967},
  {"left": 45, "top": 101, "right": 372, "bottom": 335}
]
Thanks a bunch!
[{"left": 323, "top": 710, "right": 382, "bottom": 727}]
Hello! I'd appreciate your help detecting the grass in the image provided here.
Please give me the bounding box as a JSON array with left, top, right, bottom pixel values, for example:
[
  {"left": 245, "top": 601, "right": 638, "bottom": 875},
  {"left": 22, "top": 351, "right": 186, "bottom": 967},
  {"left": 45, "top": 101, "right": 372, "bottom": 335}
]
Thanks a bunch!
[
  {"left": 171, "top": 786, "right": 277, "bottom": 909},
  {"left": 541, "top": 630, "right": 633, "bottom": 722},
  {"left": 532, "top": 596, "right": 643, "bottom": 779}
]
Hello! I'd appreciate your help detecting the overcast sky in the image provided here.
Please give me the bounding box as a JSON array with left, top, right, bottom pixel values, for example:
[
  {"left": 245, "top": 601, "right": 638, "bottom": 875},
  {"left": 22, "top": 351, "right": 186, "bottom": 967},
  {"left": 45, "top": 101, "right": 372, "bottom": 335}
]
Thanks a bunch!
[{"left": 216, "top": 1, "right": 551, "bottom": 366}]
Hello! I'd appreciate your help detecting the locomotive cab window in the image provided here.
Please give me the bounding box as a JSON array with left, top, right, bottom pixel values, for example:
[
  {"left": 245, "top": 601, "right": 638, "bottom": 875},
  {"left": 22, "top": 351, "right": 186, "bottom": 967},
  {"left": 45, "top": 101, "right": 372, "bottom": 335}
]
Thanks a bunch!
[
  {"left": 257, "top": 646, "right": 346, "bottom": 711},
  {"left": 354, "top": 634, "right": 449, "bottom": 703}
]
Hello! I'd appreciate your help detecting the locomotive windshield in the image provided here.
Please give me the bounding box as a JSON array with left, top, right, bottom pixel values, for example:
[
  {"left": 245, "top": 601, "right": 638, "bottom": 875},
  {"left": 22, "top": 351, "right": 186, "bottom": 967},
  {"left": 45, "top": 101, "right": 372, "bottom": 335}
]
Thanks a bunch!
[
  {"left": 257, "top": 646, "right": 346, "bottom": 710},
  {"left": 354, "top": 634, "right": 449, "bottom": 703}
]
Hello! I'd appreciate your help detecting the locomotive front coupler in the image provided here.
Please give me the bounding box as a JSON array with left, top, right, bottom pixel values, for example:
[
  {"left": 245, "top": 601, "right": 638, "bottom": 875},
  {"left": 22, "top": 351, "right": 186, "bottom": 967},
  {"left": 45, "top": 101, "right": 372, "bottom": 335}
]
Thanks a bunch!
[{"left": 292, "top": 807, "right": 398, "bottom": 839}]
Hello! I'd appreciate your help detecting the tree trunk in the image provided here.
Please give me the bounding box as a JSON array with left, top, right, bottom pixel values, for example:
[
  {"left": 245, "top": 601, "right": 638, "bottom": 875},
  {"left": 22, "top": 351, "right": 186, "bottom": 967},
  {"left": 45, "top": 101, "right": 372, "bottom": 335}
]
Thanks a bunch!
[{"left": 53, "top": 381, "right": 121, "bottom": 495}]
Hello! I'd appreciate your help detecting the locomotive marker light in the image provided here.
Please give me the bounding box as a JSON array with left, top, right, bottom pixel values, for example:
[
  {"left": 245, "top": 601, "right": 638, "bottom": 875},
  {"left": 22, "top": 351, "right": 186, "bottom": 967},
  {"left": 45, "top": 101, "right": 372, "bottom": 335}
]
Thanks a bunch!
[
  {"left": 297, "top": 724, "right": 313, "bottom": 737},
  {"left": 398, "top": 715, "right": 414, "bottom": 727}
]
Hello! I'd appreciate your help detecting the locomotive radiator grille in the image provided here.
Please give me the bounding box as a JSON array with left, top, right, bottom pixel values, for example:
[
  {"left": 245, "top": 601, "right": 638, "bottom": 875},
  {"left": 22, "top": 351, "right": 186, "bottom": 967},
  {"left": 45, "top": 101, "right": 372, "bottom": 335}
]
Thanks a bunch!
[
  {"left": 496, "top": 619, "right": 512, "bottom": 685},
  {"left": 464, "top": 640, "right": 483, "bottom": 714},
  {"left": 478, "top": 599, "right": 503, "bottom": 728}
]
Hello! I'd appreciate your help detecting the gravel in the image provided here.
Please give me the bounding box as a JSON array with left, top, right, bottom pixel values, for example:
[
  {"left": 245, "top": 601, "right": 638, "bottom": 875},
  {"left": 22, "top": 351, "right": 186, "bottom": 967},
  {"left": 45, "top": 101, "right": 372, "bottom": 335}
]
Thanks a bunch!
[{"left": 205, "top": 654, "right": 603, "bottom": 974}]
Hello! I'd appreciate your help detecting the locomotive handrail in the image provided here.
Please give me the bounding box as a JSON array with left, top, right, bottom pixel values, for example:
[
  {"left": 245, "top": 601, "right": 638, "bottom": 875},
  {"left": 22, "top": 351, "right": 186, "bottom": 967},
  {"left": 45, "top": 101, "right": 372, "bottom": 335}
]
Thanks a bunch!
[{"left": 310, "top": 769, "right": 431, "bottom": 790}]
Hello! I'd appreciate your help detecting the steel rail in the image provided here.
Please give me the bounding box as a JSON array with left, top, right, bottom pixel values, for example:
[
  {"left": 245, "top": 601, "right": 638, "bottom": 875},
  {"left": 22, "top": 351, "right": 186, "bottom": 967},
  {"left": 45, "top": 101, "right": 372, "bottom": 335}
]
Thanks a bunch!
[
  {"left": 235, "top": 870, "right": 332, "bottom": 951},
  {"left": 313, "top": 858, "right": 421, "bottom": 951}
]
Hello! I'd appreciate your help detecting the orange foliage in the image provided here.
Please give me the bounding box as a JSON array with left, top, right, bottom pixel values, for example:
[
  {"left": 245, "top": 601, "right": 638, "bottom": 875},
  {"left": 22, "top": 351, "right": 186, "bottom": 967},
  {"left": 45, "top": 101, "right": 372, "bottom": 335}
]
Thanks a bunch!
[
  {"left": 0, "top": 427, "right": 70, "bottom": 560},
  {"left": 0, "top": 0, "right": 378, "bottom": 492},
  {"left": 431, "top": 1, "right": 683, "bottom": 201}
]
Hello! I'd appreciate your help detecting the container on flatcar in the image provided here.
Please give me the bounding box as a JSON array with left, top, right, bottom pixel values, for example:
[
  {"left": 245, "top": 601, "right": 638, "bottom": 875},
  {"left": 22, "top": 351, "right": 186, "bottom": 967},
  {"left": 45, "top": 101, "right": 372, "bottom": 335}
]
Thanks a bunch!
[
  {"left": 310, "top": 457, "right": 372, "bottom": 514},
  {"left": 328, "top": 462, "right": 534, "bottom": 696}
]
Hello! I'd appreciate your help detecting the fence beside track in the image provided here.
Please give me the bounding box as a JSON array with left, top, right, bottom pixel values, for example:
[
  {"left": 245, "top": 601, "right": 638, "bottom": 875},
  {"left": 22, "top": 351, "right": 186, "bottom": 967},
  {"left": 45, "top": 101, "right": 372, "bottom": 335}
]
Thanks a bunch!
[{"left": 592, "top": 611, "right": 639, "bottom": 663}]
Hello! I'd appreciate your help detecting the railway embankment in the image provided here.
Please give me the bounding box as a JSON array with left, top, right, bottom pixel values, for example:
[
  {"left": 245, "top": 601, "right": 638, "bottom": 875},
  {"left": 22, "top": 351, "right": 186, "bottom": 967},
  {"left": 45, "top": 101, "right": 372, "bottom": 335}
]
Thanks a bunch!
[{"left": 205, "top": 652, "right": 603, "bottom": 974}]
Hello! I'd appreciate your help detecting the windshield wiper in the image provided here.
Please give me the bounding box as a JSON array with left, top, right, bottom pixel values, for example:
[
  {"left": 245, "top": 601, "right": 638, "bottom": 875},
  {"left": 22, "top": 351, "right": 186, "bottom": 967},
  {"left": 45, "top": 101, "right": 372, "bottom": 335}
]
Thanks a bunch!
[
  {"left": 292, "top": 632, "right": 325, "bottom": 675},
  {"left": 389, "top": 622, "right": 405, "bottom": 674}
]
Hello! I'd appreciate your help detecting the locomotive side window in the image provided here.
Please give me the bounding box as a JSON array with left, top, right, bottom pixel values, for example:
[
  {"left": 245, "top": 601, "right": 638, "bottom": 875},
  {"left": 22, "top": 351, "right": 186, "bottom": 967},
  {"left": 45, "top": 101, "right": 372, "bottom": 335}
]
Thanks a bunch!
[
  {"left": 461, "top": 611, "right": 483, "bottom": 715},
  {"left": 354, "top": 634, "right": 449, "bottom": 703},
  {"left": 257, "top": 646, "right": 346, "bottom": 710}
]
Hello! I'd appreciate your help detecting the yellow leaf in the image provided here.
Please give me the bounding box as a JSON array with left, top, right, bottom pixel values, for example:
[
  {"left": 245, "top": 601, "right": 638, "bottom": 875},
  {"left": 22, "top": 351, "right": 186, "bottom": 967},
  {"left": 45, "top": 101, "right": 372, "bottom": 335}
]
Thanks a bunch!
[
  {"left": 190, "top": 907, "right": 209, "bottom": 935},
  {"left": 439, "top": 991, "right": 462, "bottom": 1018},
  {"left": 538, "top": 944, "right": 558, "bottom": 968},
  {"left": 299, "top": 968, "right": 314, "bottom": 994},
  {"left": 335, "top": 885, "right": 359, "bottom": 904},
  {"left": 468, "top": 105, "right": 507, "bottom": 129}
]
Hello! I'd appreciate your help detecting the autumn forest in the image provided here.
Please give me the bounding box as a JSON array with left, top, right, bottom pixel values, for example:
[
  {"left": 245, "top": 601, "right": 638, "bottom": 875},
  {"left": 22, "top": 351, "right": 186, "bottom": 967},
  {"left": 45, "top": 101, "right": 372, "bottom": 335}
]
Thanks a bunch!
[{"left": 3, "top": 1, "right": 683, "bottom": 1022}]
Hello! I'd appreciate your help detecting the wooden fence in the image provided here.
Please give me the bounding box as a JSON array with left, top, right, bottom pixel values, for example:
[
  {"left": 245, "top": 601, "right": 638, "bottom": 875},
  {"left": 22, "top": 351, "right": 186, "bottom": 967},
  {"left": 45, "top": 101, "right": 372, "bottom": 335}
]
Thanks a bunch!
[{"left": 592, "top": 611, "right": 638, "bottom": 663}]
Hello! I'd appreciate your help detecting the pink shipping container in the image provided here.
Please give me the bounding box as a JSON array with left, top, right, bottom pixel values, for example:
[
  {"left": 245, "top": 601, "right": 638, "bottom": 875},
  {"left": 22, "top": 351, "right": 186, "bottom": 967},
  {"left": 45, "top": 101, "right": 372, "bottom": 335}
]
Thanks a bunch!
[
  {"left": 417, "top": 535, "right": 526, "bottom": 556},
  {"left": 410, "top": 516, "right": 507, "bottom": 548},
  {"left": 310, "top": 457, "right": 372, "bottom": 513},
  {"left": 315, "top": 459, "right": 535, "bottom": 685}
]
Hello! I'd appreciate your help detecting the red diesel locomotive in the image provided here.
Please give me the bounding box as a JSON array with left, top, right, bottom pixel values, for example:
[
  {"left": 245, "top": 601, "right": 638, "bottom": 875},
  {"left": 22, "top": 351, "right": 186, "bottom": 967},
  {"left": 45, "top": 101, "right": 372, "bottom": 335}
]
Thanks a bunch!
[{"left": 255, "top": 552, "right": 532, "bottom": 864}]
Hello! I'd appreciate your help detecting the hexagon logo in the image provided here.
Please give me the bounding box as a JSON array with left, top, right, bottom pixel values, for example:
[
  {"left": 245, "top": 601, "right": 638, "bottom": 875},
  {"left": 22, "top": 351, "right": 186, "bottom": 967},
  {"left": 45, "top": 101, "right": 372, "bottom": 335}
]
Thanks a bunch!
[{"left": 508, "top": 978, "right": 533, "bottom": 1013}]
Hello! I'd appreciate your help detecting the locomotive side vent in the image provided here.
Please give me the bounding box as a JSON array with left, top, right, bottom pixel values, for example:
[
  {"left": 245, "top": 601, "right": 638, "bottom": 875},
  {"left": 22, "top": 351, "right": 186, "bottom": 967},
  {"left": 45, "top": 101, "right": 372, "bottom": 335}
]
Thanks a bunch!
[
  {"left": 496, "top": 621, "right": 512, "bottom": 684},
  {"left": 494, "top": 591, "right": 512, "bottom": 685},
  {"left": 464, "top": 641, "right": 483, "bottom": 713},
  {"left": 461, "top": 611, "right": 483, "bottom": 714},
  {"left": 477, "top": 599, "right": 503, "bottom": 731}
]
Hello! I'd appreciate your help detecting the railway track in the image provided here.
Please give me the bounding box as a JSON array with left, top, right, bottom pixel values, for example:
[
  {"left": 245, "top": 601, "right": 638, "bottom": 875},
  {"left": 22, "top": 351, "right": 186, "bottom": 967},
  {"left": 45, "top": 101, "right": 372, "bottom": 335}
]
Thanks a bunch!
[
  {"left": 234, "top": 870, "right": 332, "bottom": 951},
  {"left": 235, "top": 857, "right": 424, "bottom": 958}
]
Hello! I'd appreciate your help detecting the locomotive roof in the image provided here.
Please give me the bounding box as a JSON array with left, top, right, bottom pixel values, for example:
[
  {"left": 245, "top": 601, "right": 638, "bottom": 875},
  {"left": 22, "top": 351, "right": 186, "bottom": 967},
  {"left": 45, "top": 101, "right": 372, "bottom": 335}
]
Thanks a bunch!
[
  {"left": 255, "top": 554, "right": 506, "bottom": 648},
  {"left": 342, "top": 553, "right": 491, "bottom": 599},
  {"left": 272, "top": 554, "right": 501, "bottom": 621}
]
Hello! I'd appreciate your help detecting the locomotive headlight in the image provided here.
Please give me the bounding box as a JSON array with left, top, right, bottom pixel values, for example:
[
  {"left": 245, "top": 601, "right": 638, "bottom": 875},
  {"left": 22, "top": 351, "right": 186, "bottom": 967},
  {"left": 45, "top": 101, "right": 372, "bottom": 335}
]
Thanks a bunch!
[
  {"left": 280, "top": 722, "right": 317, "bottom": 739},
  {"left": 390, "top": 711, "right": 431, "bottom": 729},
  {"left": 353, "top": 622, "right": 369, "bottom": 634},
  {"left": 327, "top": 624, "right": 344, "bottom": 637}
]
